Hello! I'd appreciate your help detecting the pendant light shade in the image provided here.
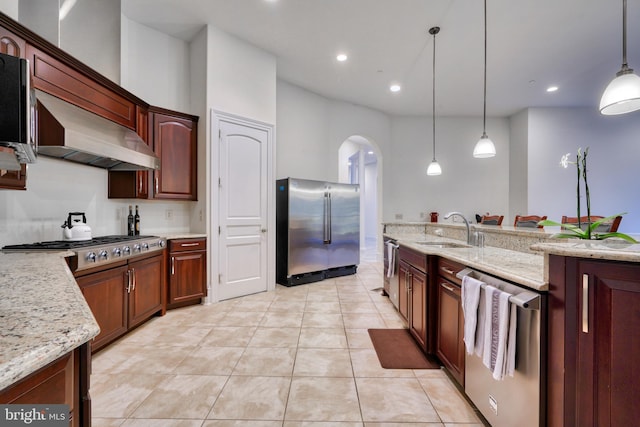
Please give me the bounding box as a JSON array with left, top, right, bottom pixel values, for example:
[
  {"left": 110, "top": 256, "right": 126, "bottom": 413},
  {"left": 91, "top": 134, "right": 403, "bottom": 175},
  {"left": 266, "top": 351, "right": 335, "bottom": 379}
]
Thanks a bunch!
[
  {"left": 600, "top": 0, "right": 640, "bottom": 115},
  {"left": 427, "top": 160, "right": 442, "bottom": 175},
  {"left": 427, "top": 26, "right": 442, "bottom": 176},
  {"left": 473, "top": 0, "right": 496, "bottom": 158},
  {"left": 473, "top": 133, "right": 496, "bottom": 158}
]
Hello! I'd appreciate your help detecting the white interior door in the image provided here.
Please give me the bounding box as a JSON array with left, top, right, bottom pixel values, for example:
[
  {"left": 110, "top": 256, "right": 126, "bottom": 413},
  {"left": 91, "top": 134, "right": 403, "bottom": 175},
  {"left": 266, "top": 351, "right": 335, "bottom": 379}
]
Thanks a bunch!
[{"left": 216, "top": 115, "right": 271, "bottom": 300}]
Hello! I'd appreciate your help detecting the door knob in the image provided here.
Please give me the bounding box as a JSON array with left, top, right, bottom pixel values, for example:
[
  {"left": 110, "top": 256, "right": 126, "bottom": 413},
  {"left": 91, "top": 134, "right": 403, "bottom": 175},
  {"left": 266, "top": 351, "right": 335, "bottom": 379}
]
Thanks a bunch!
[{"left": 261, "top": 228, "right": 267, "bottom": 233}]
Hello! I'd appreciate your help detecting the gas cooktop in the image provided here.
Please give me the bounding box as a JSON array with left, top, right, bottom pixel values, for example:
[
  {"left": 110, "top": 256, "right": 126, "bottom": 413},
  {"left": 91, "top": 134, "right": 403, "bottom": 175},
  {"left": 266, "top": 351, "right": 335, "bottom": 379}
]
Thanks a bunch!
[
  {"left": 2, "top": 235, "right": 157, "bottom": 250},
  {"left": 3, "top": 235, "right": 167, "bottom": 271}
]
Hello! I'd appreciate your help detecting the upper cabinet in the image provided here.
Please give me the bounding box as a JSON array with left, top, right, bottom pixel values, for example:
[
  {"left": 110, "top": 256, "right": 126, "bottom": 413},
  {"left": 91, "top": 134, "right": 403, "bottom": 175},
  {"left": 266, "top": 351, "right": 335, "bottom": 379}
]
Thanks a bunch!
[
  {"left": 0, "top": 26, "right": 27, "bottom": 190},
  {"left": 149, "top": 108, "right": 198, "bottom": 201},
  {"left": 108, "top": 107, "right": 198, "bottom": 201},
  {"left": 0, "top": 25, "right": 25, "bottom": 57}
]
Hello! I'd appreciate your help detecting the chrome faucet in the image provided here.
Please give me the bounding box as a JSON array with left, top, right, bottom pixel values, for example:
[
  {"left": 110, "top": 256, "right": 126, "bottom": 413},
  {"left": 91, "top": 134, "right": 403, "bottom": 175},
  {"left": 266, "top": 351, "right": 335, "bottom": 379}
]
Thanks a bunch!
[{"left": 444, "top": 211, "right": 473, "bottom": 245}]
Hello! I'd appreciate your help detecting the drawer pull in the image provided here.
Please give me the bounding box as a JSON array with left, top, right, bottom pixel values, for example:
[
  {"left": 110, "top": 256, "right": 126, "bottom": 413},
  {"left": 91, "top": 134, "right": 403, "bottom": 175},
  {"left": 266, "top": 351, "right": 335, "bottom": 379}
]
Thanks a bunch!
[
  {"left": 441, "top": 267, "right": 455, "bottom": 275},
  {"left": 440, "top": 282, "right": 455, "bottom": 292},
  {"left": 180, "top": 243, "right": 200, "bottom": 247}
]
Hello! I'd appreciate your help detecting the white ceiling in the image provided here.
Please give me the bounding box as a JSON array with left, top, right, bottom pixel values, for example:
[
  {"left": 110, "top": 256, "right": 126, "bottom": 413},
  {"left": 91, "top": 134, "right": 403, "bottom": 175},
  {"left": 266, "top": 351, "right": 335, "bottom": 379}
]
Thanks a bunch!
[{"left": 121, "top": 0, "right": 640, "bottom": 117}]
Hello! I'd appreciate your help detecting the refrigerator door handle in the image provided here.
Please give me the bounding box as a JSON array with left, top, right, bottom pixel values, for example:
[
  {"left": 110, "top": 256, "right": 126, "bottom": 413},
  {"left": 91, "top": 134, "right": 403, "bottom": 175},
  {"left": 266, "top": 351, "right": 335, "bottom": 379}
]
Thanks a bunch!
[
  {"left": 327, "top": 192, "right": 332, "bottom": 243},
  {"left": 322, "top": 191, "right": 331, "bottom": 244}
]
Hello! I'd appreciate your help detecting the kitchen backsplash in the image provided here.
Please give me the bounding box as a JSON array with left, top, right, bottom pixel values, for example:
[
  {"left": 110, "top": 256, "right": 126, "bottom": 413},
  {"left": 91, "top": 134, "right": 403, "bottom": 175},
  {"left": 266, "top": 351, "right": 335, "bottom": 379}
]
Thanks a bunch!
[{"left": 0, "top": 157, "right": 193, "bottom": 247}]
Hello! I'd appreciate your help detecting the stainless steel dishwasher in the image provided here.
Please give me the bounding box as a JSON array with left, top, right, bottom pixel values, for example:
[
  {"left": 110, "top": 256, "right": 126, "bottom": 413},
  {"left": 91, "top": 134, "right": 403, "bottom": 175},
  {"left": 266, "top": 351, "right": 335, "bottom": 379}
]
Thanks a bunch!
[
  {"left": 383, "top": 237, "right": 399, "bottom": 309},
  {"left": 457, "top": 268, "right": 546, "bottom": 427}
]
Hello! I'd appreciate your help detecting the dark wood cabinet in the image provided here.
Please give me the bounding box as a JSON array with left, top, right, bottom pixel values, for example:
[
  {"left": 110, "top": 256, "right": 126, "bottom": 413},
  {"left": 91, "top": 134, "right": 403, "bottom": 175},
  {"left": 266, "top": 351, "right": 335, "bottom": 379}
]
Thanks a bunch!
[
  {"left": 128, "top": 253, "right": 165, "bottom": 328},
  {"left": 168, "top": 238, "right": 207, "bottom": 309},
  {"left": 76, "top": 264, "right": 129, "bottom": 352},
  {"left": 436, "top": 258, "right": 465, "bottom": 386},
  {"left": 107, "top": 106, "right": 150, "bottom": 199},
  {"left": 108, "top": 108, "right": 198, "bottom": 200},
  {"left": 397, "top": 246, "right": 434, "bottom": 353},
  {"left": 75, "top": 252, "right": 165, "bottom": 352},
  {"left": 0, "top": 27, "right": 27, "bottom": 190},
  {"left": 150, "top": 109, "right": 198, "bottom": 200},
  {"left": 0, "top": 343, "right": 91, "bottom": 427},
  {"left": 547, "top": 256, "right": 640, "bottom": 427},
  {"left": 26, "top": 44, "right": 136, "bottom": 129}
]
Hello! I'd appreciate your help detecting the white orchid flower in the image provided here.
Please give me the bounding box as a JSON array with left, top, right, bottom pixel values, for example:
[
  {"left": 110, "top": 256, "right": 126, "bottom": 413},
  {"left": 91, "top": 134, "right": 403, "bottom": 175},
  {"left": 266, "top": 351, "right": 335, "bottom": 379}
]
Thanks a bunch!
[{"left": 560, "top": 153, "right": 571, "bottom": 168}]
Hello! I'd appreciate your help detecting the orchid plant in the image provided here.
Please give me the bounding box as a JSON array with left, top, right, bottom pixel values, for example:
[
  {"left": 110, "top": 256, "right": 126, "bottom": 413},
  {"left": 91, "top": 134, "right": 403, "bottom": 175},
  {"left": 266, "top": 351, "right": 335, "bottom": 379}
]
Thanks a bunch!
[{"left": 538, "top": 147, "right": 637, "bottom": 242}]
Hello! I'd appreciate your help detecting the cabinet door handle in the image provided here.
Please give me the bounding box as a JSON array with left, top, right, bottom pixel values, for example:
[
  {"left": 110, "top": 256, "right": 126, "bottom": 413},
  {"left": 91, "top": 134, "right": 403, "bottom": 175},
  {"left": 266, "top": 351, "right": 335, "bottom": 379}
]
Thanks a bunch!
[
  {"left": 131, "top": 268, "right": 136, "bottom": 292},
  {"left": 138, "top": 175, "right": 143, "bottom": 193},
  {"left": 171, "top": 256, "right": 175, "bottom": 275},
  {"left": 155, "top": 176, "right": 159, "bottom": 194},
  {"left": 440, "top": 282, "right": 455, "bottom": 292},
  {"left": 440, "top": 266, "right": 455, "bottom": 275},
  {"left": 126, "top": 270, "right": 132, "bottom": 293},
  {"left": 582, "top": 273, "right": 589, "bottom": 333}
]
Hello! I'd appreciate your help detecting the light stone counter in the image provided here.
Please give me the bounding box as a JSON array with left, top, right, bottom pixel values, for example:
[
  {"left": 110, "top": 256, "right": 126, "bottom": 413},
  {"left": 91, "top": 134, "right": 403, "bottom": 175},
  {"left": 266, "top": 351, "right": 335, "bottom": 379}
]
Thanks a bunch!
[
  {"left": 0, "top": 252, "right": 100, "bottom": 391},
  {"left": 163, "top": 233, "right": 207, "bottom": 240},
  {"left": 385, "top": 233, "right": 546, "bottom": 291},
  {"left": 531, "top": 240, "right": 640, "bottom": 262}
]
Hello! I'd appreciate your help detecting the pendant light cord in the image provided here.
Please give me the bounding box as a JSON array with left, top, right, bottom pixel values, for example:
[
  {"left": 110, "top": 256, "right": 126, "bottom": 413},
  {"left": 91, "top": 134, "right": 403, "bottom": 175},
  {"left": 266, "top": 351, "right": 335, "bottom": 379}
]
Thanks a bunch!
[
  {"left": 482, "top": 0, "right": 488, "bottom": 135},
  {"left": 432, "top": 29, "right": 437, "bottom": 161},
  {"left": 622, "top": 0, "right": 629, "bottom": 70}
]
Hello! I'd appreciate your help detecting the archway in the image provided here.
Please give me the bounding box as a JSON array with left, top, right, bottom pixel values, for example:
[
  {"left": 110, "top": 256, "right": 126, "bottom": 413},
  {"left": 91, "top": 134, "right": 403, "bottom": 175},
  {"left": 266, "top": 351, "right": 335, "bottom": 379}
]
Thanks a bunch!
[{"left": 338, "top": 135, "right": 382, "bottom": 262}]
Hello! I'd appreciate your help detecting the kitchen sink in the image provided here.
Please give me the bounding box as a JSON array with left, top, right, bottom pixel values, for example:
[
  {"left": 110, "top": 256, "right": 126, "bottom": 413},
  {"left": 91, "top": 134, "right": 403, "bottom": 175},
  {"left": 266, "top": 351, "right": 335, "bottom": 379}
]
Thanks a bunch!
[{"left": 413, "top": 241, "right": 471, "bottom": 248}]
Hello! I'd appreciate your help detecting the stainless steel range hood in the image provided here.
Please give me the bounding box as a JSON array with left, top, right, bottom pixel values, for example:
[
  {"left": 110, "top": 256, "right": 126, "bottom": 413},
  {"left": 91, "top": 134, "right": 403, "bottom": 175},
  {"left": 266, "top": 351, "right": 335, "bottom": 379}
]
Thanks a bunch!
[{"left": 36, "top": 91, "right": 160, "bottom": 171}]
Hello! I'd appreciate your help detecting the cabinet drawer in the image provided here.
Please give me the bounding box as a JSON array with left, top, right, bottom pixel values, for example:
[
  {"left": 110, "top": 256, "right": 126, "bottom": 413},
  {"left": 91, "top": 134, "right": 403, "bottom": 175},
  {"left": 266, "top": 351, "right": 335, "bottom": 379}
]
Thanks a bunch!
[
  {"left": 169, "top": 238, "right": 206, "bottom": 252},
  {"left": 438, "top": 258, "right": 465, "bottom": 286},
  {"left": 398, "top": 246, "right": 427, "bottom": 273}
]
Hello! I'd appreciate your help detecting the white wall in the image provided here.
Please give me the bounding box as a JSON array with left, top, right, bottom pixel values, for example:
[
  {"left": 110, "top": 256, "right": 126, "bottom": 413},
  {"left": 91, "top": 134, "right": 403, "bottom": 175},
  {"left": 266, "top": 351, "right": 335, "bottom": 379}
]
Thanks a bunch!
[
  {"left": 121, "top": 15, "right": 190, "bottom": 112},
  {"left": 207, "top": 24, "right": 276, "bottom": 124},
  {"left": 0, "top": 157, "right": 192, "bottom": 247},
  {"left": 60, "top": 0, "right": 121, "bottom": 83},
  {"left": 188, "top": 26, "right": 208, "bottom": 234},
  {"left": 0, "top": 0, "right": 18, "bottom": 19},
  {"left": 386, "top": 115, "right": 510, "bottom": 223},
  {"left": 527, "top": 107, "right": 640, "bottom": 233},
  {"left": 509, "top": 109, "right": 529, "bottom": 222},
  {"left": 276, "top": 81, "right": 331, "bottom": 180}
]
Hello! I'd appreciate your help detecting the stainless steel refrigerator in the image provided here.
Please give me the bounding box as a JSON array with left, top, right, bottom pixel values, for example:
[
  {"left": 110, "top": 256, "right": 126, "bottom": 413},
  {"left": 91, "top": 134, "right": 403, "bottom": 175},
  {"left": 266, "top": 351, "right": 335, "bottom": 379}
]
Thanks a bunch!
[{"left": 276, "top": 178, "right": 360, "bottom": 286}]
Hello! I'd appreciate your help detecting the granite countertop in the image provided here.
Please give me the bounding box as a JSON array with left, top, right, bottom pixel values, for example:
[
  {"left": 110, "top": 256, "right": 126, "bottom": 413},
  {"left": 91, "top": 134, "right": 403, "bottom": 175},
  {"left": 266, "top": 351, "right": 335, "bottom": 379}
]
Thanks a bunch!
[
  {"left": 531, "top": 241, "right": 640, "bottom": 262},
  {"left": 386, "top": 233, "right": 546, "bottom": 291},
  {"left": 162, "top": 233, "right": 207, "bottom": 240},
  {"left": 0, "top": 252, "right": 100, "bottom": 391}
]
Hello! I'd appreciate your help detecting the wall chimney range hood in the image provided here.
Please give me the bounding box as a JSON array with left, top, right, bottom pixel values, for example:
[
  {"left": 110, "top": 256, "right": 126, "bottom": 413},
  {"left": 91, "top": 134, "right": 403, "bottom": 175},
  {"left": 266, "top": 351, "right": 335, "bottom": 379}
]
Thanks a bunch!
[{"left": 36, "top": 90, "right": 160, "bottom": 171}]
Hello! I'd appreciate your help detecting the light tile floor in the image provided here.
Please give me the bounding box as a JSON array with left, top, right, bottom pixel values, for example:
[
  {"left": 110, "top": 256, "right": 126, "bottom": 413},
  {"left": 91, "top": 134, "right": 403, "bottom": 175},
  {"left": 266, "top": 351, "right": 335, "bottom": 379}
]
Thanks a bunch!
[{"left": 92, "top": 261, "right": 485, "bottom": 427}]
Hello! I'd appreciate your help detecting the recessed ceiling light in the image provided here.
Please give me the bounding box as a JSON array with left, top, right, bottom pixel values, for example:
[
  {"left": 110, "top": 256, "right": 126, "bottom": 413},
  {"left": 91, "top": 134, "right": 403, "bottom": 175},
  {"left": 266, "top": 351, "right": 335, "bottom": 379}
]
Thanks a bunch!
[
  {"left": 390, "top": 84, "right": 401, "bottom": 93},
  {"left": 547, "top": 86, "right": 559, "bottom": 92},
  {"left": 336, "top": 53, "right": 348, "bottom": 62},
  {"left": 368, "top": 151, "right": 374, "bottom": 155}
]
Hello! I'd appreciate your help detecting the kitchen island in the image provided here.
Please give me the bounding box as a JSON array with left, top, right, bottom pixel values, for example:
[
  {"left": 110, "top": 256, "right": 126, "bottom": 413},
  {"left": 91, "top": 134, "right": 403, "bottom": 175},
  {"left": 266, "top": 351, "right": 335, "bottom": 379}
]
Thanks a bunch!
[
  {"left": 0, "top": 251, "right": 100, "bottom": 425},
  {"left": 384, "top": 221, "right": 640, "bottom": 427}
]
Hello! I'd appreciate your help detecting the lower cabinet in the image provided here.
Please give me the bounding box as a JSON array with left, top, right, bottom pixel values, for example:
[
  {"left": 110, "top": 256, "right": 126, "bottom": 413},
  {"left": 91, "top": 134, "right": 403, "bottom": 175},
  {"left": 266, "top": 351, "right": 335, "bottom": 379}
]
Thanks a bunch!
[
  {"left": 76, "top": 252, "right": 165, "bottom": 352},
  {"left": 0, "top": 343, "right": 91, "bottom": 427},
  {"left": 436, "top": 258, "right": 465, "bottom": 386},
  {"left": 548, "top": 255, "right": 640, "bottom": 427},
  {"left": 168, "top": 237, "right": 207, "bottom": 309},
  {"left": 398, "top": 246, "right": 435, "bottom": 353}
]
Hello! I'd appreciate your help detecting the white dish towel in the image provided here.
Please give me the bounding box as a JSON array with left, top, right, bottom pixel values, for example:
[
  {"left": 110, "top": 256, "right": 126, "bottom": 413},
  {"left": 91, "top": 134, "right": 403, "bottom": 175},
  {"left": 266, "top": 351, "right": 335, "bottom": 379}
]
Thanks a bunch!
[
  {"left": 386, "top": 242, "right": 397, "bottom": 278},
  {"left": 461, "top": 275, "right": 483, "bottom": 355},
  {"left": 482, "top": 285, "right": 517, "bottom": 380}
]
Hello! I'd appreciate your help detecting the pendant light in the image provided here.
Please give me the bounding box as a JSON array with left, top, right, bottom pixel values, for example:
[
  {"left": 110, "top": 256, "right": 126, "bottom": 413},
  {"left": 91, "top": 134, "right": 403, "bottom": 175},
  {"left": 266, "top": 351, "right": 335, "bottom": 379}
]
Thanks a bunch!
[
  {"left": 600, "top": 0, "right": 640, "bottom": 115},
  {"left": 473, "top": 0, "right": 496, "bottom": 158},
  {"left": 427, "top": 26, "right": 442, "bottom": 176}
]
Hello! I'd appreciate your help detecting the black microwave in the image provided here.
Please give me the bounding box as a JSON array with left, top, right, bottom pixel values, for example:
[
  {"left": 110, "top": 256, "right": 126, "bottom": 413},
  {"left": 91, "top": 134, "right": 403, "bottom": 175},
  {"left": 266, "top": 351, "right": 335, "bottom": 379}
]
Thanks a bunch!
[{"left": 0, "top": 52, "right": 36, "bottom": 164}]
